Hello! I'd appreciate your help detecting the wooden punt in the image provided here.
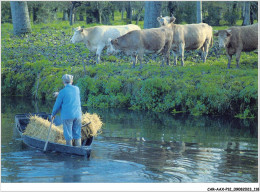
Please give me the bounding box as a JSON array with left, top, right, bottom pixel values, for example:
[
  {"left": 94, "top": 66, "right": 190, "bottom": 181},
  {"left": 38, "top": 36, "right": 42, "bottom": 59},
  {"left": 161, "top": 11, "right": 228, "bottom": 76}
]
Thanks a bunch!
[{"left": 15, "top": 112, "right": 92, "bottom": 157}]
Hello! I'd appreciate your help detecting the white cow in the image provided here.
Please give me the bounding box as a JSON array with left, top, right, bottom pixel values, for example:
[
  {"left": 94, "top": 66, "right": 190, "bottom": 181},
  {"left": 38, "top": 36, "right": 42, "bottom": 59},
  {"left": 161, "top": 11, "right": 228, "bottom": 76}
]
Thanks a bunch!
[
  {"left": 157, "top": 16, "right": 172, "bottom": 26},
  {"left": 70, "top": 24, "right": 141, "bottom": 63}
]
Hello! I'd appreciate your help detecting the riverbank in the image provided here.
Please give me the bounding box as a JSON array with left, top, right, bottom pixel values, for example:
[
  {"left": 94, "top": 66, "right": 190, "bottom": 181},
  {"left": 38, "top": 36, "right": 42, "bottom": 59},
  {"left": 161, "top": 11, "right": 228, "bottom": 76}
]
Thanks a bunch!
[{"left": 1, "top": 22, "right": 258, "bottom": 118}]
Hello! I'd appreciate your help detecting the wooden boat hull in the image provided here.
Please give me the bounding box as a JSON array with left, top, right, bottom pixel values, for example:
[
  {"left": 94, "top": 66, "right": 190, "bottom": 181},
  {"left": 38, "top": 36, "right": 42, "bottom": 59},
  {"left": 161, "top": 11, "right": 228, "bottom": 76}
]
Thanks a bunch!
[
  {"left": 22, "top": 135, "right": 91, "bottom": 157},
  {"left": 15, "top": 113, "right": 92, "bottom": 157}
]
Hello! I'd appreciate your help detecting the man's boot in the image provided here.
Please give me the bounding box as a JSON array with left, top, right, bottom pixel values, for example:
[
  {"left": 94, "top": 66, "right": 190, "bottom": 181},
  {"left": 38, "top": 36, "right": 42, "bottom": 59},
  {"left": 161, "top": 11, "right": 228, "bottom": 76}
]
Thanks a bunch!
[
  {"left": 66, "top": 140, "right": 72, "bottom": 146},
  {"left": 75, "top": 138, "right": 81, "bottom": 147}
]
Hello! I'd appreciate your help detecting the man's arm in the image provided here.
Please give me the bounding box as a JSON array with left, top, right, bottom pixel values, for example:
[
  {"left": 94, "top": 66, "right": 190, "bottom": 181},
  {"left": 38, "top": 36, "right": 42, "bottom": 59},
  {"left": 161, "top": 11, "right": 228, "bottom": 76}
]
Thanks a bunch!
[{"left": 52, "top": 91, "right": 63, "bottom": 117}]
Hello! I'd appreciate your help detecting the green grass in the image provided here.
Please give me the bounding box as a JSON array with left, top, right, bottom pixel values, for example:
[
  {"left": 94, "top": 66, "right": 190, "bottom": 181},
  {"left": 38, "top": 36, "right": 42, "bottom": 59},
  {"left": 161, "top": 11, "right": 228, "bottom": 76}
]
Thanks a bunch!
[{"left": 1, "top": 18, "right": 258, "bottom": 119}]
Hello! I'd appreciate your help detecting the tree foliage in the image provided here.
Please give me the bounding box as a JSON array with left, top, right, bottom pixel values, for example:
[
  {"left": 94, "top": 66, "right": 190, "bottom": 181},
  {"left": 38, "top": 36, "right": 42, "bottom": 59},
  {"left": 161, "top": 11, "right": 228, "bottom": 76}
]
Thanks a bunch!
[{"left": 2, "top": 1, "right": 258, "bottom": 25}]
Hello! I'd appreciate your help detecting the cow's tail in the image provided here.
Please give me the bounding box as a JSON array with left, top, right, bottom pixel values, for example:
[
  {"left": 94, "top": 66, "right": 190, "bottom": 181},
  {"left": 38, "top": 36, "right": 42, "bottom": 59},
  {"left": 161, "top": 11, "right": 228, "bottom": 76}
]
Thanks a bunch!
[{"left": 210, "top": 35, "right": 214, "bottom": 48}]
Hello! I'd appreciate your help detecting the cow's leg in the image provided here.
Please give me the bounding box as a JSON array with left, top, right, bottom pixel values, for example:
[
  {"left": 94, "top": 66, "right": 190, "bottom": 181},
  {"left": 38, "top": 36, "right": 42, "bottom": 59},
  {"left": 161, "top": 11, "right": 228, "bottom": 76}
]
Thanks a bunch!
[
  {"left": 179, "top": 43, "right": 185, "bottom": 66},
  {"left": 96, "top": 46, "right": 104, "bottom": 63},
  {"left": 201, "top": 46, "right": 205, "bottom": 61},
  {"left": 173, "top": 51, "right": 178, "bottom": 66},
  {"left": 202, "top": 40, "right": 210, "bottom": 63},
  {"left": 139, "top": 54, "right": 144, "bottom": 69},
  {"left": 165, "top": 54, "right": 169, "bottom": 66},
  {"left": 161, "top": 56, "right": 165, "bottom": 67},
  {"left": 163, "top": 42, "right": 172, "bottom": 66},
  {"left": 227, "top": 54, "right": 232, "bottom": 69},
  {"left": 161, "top": 50, "right": 167, "bottom": 67},
  {"left": 131, "top": 55, "right": 137, "bottom": 68},
  {"left": 163, "top": 51, "right": 170, "bottom": 66},
  {"left": 235, "top": 50, "right": 242, "bottom": 68}
]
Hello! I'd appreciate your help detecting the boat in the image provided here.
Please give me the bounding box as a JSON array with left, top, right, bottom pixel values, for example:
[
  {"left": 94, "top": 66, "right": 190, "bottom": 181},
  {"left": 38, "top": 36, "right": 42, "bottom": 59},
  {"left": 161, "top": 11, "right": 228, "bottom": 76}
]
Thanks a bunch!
[{"left": 15, "top": 112, "right": 92, "bottom": 157}]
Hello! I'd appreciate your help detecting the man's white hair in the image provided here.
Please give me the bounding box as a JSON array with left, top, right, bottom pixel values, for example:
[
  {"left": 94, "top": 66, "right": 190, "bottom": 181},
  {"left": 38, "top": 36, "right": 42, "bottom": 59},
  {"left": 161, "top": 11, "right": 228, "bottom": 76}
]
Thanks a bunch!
[{"left": 62, "top": 74, "right": 73, "bottom": 84}]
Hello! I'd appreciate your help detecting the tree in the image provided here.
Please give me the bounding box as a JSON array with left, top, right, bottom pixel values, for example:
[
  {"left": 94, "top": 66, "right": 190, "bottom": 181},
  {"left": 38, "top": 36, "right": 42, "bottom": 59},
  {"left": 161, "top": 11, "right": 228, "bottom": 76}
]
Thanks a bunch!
[
  {"left": 250, "top": 2, "right": 258, "bottom": 24},
  {"left": 223, "top": 2, "right": 240, "bottom": 25},
  {"left": 1, "top": 2, "right": 12, "bottom": 23},
  {"left": 126, "top": 1, "right": 132, "bottom": 23},
  {"left": 196, "top": 1, "right": 202, "bottom": 23},
  {"left": 203, "top": 2, "right": 224, "bottom": 26},
  {"left": 242, "top": 1, "right": 250, "bottom": 26},
  {"left": 132, "top": 2, "right": 144, "bottom": 25},
  {"left": 168, "top": 1, "right": 177, "bottom": 17},
  {"left": 70, "top": 1, "right": 82, "bottom": 25},
  {"left": 27, "top": 2, "right": 70, "bottom": 23},
  {"left": 117, "top": 2, "right": 126, "bottom": 20},
  {"left": 10, "top": 1, "right": 31, "bottom": 36},
  {"left": 144, "top": 1, "right": 162, "bottom": 29}
]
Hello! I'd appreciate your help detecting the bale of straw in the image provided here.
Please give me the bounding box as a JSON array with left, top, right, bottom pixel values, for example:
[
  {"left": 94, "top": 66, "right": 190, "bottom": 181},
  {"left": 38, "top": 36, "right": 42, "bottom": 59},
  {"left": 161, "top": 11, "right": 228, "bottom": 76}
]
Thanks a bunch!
[
  {"left": 81, "top": 112, "right": 103, "bottom": 139},
  {"left": 24, "top": 113, "right": 103, "bottom": 144},
  {"left": 23, "top": 115, "right": 65, "bottom": 144}
]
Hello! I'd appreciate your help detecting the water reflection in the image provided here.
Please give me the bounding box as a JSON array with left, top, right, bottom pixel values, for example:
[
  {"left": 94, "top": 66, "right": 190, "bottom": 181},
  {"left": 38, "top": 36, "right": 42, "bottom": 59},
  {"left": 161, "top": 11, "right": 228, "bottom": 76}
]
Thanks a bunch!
[{"left": 1, "top": 96, "right": 258, "bottom": 183}]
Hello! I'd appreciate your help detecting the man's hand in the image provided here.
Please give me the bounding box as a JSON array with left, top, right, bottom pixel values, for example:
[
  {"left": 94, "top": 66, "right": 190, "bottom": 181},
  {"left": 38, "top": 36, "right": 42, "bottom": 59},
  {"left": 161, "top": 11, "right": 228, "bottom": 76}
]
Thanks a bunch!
[
  {"left": 53, "top": 92, "right": 59, "bottom": 98},
  {"left": 51, "top": 115, "right": 55, "bottom": 122}
]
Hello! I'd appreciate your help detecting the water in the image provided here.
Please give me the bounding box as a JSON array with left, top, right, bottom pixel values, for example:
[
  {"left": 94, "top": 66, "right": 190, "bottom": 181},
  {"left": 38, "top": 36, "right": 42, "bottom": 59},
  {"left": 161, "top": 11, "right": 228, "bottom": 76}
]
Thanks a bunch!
[{"left": 1, "top": 96, "right": 258, "bottom": 183}]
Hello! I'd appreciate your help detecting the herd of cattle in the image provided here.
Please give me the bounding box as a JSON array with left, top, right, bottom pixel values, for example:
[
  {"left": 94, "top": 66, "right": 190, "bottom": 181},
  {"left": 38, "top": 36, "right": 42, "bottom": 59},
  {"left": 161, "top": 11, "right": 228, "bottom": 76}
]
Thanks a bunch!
[{"left": 70, "top": 16, "right": 258, "bottom": 69}]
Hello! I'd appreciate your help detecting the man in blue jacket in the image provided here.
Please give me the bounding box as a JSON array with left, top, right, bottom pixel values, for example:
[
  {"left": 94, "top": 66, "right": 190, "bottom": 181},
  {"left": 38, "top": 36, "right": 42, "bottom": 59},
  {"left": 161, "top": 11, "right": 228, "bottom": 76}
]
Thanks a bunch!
[{"left": 51, "top": 74, "right": 82, "bottom": 146}]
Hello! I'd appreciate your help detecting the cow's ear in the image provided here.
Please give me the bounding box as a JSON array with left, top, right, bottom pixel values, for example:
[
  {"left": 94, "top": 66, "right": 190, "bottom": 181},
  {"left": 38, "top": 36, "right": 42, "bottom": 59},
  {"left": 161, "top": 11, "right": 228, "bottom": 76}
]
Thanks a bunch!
[
  {"left": 157, "top": 16, "right": 162, "bottom": 22},
  {"left": 108, "top": 38, "right": 112, "bottom": 44},
  {"left": 213, "top": 30, "right": 219, "bottom": 36},
  {"left": 113, "top": 39, "right": 118, "bottom": 45},
  {"left": 226, "top": 29, "right": 232, "bottom": 36},
  {"left": 170, "top": 16, "right": 176, "bottom": 23}
]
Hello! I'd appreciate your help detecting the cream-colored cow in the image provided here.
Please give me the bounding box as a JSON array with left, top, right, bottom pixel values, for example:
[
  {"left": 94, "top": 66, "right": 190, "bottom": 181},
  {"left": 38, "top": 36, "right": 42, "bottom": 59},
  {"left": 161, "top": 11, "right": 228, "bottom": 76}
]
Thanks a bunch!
[
  {"left": 158, "top": 16, "right": 213, "bottom": 66},
  {"left": 70, "top": 24, "right": 141, "bottom": 63}
]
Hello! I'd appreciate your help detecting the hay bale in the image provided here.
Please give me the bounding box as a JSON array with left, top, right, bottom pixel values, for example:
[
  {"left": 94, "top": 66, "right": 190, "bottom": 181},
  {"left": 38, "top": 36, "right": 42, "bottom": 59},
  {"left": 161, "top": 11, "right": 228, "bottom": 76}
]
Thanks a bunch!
[
  {"left": 81, "top": 112, "right": 103, "bottom": 139},
  {"left": 23, "top": 115, "right": 65, "bottom": 144},
  {"left": 24, "top": 113, "right": 103, "bottom": 144}
]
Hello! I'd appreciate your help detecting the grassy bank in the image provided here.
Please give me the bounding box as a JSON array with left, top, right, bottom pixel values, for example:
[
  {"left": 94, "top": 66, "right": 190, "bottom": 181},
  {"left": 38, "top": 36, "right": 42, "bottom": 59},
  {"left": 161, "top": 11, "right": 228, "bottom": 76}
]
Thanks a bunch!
[{"left": 1, "top": 21, "right": 258, "bottom": 119}]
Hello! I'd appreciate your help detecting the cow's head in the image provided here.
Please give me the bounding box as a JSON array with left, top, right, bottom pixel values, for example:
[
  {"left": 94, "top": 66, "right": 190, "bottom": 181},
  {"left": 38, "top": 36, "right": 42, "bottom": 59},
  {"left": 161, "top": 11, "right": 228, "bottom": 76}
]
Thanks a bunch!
[
  {"left": 157, "top": 15, "right": 176, "bottom": 26},
  {"left": 157, "top": 16, "right": 169, "bottom": 26},
  {"left": 214, "top": 30, "right": 232, "bottom": 48},
  {"left": 107, "top": 38, "right": 120, "bottom": 55},
  {"left": 70, "top": 26, "right": 84, "bottom": 43}
]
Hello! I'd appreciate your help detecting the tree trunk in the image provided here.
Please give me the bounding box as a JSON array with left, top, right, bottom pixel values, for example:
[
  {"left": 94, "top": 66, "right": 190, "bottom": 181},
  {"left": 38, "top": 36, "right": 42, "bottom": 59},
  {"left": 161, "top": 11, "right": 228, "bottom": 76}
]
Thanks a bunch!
[
  {"left": 144, "top": 1, "right": 162, "bottom": 29},
  {"left": 126, "top": 1, "right": 132, "bottom": 23},
  {"left": 79, "top": 12, "right": 84, "bottom": 21},
  {"left": 63, "top": 10, "right": 69, "bottom": 21},
  {"left": 99, "top": 10, "right": 102, "bottom": 24},
  {"left": 135, "top": 6, "right": 143, "bottom": 25},
  {"left": 196, "top": 1, "right": 202, "bottom": 23},
  {"left": 242, "top": 1, "right": 250, "bottom": 26},
  {"left": 250, "top": 3, "right": 254, "bottom": 24},
  {"left": 112, "top": 10, "right": 115, "bottom": 21},
  {"left": 32, "top": 7, "right": 39, "bottom": 23},
  {"left": 69, "top": 4, "right": 75, "bottom": 25},
  {"left": 10, "top": 1, "right": 31, "bottom": 35},
  {"left": 121, "top": 9, "right": 124, "bottom": 20},
  {"left": 69, "top": 2, "right": 81, "bottom": 25}
]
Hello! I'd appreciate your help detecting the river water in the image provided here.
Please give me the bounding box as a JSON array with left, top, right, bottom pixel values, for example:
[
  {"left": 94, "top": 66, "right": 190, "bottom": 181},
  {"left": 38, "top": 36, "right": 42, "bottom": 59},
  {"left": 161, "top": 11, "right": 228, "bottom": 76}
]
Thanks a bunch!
[{"left": 1, "top": 96, "right": 258, "bottom": 184}]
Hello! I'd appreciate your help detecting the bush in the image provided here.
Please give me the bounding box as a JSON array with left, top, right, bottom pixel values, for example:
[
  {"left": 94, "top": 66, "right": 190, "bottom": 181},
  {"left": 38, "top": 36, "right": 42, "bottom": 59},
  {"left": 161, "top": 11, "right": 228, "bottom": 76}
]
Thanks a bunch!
[{"left": 223, "top": 3, "right": 240, "bottom": 25}]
